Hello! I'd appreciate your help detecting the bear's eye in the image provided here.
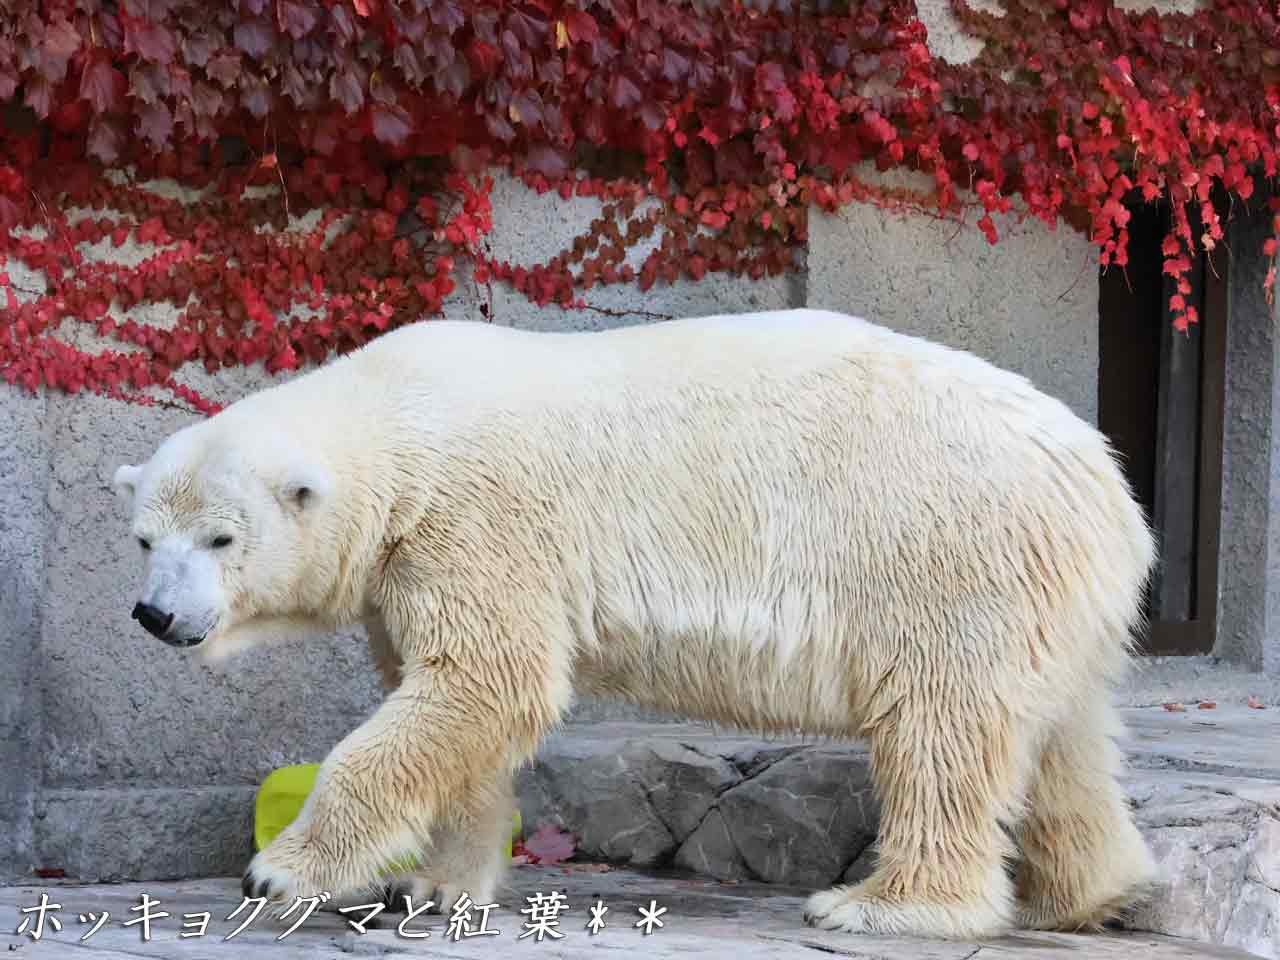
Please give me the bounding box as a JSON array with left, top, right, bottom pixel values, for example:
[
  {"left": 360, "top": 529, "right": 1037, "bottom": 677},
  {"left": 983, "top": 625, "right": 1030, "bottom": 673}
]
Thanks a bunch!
[
  {"left": 210, "top": 534, "right": 233, "bottom": 549},
  {"left": 138, "top": 537, "right": 151, "bottom": 551}
]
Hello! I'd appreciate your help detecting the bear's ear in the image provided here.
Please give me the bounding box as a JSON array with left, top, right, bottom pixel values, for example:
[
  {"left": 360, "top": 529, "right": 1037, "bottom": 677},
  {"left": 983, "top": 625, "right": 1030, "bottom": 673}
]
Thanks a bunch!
[
  {"left": 276, "top": 464, "right": 332, "bottom": 515},
  {"left": 112, "top": 464, "right": 142, "bottom": 507}
]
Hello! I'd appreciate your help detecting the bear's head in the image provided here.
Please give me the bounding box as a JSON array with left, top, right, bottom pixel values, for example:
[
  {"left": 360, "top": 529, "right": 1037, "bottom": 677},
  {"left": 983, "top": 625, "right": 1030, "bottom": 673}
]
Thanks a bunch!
[{"left": 112, "top": 420, "right": 336, "bottom": 659}]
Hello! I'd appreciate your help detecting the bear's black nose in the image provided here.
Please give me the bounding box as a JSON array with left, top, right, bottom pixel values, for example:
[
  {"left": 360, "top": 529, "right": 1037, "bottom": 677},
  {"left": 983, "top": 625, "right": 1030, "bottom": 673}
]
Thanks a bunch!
[{"left": 132, "top": 602, "right": 174, "bottom": 639}]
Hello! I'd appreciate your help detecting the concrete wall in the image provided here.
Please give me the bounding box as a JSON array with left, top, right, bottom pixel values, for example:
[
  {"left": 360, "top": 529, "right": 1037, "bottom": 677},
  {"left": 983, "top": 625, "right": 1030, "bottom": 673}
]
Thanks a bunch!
[
  {"left": 1216, "top": 184, "right": 1280, "bottom": 676},
  {"left": 0, "top": 389, "right": 48, "bottom": 881},
  {"left": 807, "top": 172, "right": 1100, "bottom": 425}
]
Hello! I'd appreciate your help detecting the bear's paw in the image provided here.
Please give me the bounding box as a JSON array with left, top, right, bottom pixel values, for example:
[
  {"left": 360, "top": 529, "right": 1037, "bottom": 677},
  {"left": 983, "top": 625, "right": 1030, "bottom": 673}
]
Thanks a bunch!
[{"left": 802, "top": 884, "right": 1010, "bottom": 939}]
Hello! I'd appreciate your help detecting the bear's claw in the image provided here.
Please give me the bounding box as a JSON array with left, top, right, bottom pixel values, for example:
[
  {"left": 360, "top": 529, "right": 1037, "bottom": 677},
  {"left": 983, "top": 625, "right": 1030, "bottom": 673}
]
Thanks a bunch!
[
  {"left": 240, "top": 860, "right": 294, "bottom": 904},
  {"left": 239, "top": 842, "right": 320, "bottom": 906}
]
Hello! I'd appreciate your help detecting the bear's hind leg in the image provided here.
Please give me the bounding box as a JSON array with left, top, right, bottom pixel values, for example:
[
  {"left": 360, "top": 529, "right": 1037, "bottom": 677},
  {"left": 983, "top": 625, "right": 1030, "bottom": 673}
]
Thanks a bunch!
[
  {"left": 803, "top": 685, "right": 1030, "bottom": 939},
  {"left": 1013, "top": 700, "right": 1158, "bottom": 931}
]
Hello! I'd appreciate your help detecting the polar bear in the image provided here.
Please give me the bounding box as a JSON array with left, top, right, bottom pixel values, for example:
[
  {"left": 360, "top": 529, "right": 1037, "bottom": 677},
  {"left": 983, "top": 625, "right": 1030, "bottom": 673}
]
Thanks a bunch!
[{"left": 113, "top": 308, "right": 1158, "bottom": 939}]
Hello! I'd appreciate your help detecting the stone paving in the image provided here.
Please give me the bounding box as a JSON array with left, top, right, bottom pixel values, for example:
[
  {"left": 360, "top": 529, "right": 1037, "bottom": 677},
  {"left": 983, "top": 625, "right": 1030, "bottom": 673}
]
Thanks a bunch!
[{"left": 1, "top": 868, "right": 1268, "bottom": 959}]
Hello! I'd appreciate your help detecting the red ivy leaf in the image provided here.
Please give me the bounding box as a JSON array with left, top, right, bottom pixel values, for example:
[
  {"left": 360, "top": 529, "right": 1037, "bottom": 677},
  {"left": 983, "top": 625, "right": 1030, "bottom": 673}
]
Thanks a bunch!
[
  {"left": 86, "top": 116, "right": 125, "bottom": 163},
  {"left": 40, "top": 17, "right": 82, "bottom": 82},
  {"left": 183, "top": 28, "right": 221, "bottom": 68},
  {"left": 330, "top": 4, "right": 358, "bottom": 41},
  {"left": 330, "top": 68, "right": 366, "bottom": 112},
  {"left": 129, "top": 62, "right": 168, "bottom": 105},
  {"left": 371, "top": 103, "right": 413, "bottom": 145},
  {"left": 609, "top": 73, "right": 642, "bottom": 110},
  {"left": 44, "top": 18, "right": 82, "bottom": 59},
  {"left": 277, "top": 0, "right": 319, "bottom": 38},
  {"left": 123, "top": 18, "right": 177, "bottom": 64},
  {"left": 430, "top": 0, "right": 467, "bottom": 34},
  {"left": 191, "top": 80, "right": 225, "bottom": 117},
  {"left": 467, "top": 39, "right": 502, "bottom": 76},
  {"left": 564, "top": 9, "right": 599, "bottom": 44},
  {"left": 206, "top": 52, "right": 242, "bottom": 87},
  {"left": 505, "top": 9, "right": 548, "bottom": 48},
  {"left": 240, "top": 76, "right": 272, "bottom": 117},
  {"left": 81, "top": 59, "right": 127, "bottom": 114},
  {"left": 395, "top": 44, "right": 427, "bottom": 85},
  {"left": 524, "top": 143, "right": 568, "bottom": 178},
  {"left": 135, "top": 101, "right": 174, "bottom": 149},
  {"left": 23, "top": 77, "right": 54, "bottom": 118},
  {"left": 438, "top": 57, "right": 470, "bottom": 98},
  {"left": 0, "top": 196, "right": 22, "bottom": 231},
  {"left": 233, "top": 19, "right": 274, "bottom": 58}
]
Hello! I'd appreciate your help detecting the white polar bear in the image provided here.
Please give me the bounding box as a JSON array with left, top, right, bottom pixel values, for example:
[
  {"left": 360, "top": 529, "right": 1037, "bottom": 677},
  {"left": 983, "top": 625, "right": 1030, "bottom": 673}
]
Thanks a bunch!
[{"left": 113, "top": 308, "right": 1158, "bottom": 939}]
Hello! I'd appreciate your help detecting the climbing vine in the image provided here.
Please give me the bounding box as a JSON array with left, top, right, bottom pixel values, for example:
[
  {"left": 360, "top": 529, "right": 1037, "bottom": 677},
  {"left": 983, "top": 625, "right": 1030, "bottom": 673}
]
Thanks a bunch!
[{"left": 0, "top": 0, "right": 1277, "bottom": 413}]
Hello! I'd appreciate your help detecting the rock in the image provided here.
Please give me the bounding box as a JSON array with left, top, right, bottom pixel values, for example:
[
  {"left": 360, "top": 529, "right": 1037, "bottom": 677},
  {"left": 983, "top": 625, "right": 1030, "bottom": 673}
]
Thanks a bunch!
[
  {"left": 675, "top": 808, "right": 754, "bottom": 881},
  {"left": 516, "top": 735, "right": 739, "bottom": 866},
  {"left": 516, "top": 745, "right": 675, "bottom": 864},
  {"left": 630, "top": 740, "right": 741, "bottom": 840},
  {"left": 716, "top": 747, "right": 878, "bottom": 887},
  {"left": 521, "top": 728, "right": 876, "bottom": 887},
  {"left": 1121, "top": 773, "right": 1280, "bottom": 960}
]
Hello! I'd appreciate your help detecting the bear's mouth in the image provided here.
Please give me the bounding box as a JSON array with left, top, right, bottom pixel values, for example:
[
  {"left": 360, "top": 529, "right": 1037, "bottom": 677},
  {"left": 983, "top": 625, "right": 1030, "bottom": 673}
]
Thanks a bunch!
[{"left": 163, "top": 634, "right": 206, "bottom": 648}]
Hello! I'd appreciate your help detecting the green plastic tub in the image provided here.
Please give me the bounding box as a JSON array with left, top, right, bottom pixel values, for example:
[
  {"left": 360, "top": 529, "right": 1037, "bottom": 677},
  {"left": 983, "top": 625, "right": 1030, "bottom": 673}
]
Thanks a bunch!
[{"left": 253, "top": 763, "right": 521, "bottom": 875}]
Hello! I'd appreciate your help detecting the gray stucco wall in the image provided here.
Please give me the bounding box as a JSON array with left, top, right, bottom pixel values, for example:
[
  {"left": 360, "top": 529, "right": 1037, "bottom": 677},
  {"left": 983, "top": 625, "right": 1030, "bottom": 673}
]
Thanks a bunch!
[
  {"left": 1216, "top": 186, "right": 1280, "bottom": 675},
  {"left": 0, "top": 389, "right": 48, "bottom": 881},
  {"left": 806, "top": 179, "right": 1099, "bottom": 426}
]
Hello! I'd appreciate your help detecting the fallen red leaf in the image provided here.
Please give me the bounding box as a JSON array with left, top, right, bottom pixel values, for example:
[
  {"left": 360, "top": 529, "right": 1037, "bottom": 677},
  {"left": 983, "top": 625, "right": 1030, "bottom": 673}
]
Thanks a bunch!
[
  {"left": 34, "top": 868, "right": 65, "bottom": 879},
  {"left": 521, "top": 822, "right": 577, "bottom": 866},
  {"left": 1197, "top": 700, "right": 1217, "bottom": 709}
]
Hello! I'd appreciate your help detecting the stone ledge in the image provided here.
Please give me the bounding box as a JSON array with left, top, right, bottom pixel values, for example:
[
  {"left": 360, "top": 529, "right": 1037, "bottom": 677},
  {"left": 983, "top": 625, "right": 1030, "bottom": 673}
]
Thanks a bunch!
[{"left": 34, "top": 786, "right": 256, "bottom": 882}]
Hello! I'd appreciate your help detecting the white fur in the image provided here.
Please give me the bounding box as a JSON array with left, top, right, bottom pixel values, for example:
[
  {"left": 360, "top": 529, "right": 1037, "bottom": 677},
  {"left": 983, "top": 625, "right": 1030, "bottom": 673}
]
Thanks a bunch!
[{"left": 115, "top": 309, "right": 1158, "bottom": 937}]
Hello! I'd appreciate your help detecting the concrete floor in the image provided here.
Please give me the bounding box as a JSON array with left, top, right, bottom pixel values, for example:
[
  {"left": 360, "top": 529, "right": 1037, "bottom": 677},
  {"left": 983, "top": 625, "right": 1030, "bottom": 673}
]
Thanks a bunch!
[{"left": 1118, "top": 658, "right": 1280, "bottom": 709}]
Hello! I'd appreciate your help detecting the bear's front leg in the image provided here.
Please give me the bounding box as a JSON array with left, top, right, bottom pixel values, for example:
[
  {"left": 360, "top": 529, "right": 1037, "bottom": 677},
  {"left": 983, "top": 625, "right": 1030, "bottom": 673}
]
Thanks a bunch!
[
  {"left": 241, "top": 666, "right": 527, "bottom": 905},
  {"left": 383, "top": 771, "right": 518, "bottom": 915}
]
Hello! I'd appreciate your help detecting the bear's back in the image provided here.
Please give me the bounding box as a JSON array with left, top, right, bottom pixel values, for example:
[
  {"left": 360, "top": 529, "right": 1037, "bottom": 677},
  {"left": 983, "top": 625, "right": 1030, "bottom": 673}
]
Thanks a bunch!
[{"left": 338, "top": 308, "right": 1059, "bottom": 424}]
